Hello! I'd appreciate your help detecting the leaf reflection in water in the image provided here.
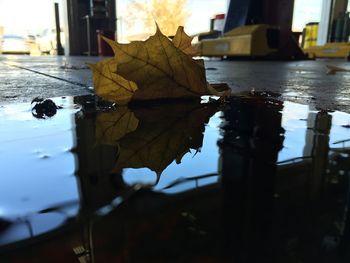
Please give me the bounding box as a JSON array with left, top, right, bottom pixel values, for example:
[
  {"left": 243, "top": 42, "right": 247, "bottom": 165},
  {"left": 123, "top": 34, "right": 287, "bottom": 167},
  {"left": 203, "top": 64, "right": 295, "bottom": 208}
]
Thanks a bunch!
[
  {"left": 96, "top": 101, "right": 220, "bottom": 180},
  {"left": 96, "top": 107, "right": 139, "bottom": 145}
]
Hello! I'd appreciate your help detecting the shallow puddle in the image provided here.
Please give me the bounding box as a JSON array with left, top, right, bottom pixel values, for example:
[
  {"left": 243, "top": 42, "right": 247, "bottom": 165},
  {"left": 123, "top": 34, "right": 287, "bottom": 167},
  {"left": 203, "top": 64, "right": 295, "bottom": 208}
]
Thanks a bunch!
[{"left": 1, "top": 94, "right": 350, "bottom": 262}]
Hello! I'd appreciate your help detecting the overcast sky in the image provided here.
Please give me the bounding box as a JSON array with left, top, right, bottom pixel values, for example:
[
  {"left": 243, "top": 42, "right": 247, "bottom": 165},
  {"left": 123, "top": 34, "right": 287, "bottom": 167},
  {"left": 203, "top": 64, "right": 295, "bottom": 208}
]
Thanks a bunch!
[
  {"left": 292, "top": 0, "right": 322, "bottom": 31},
  {"left": 0, "top": 0, "right": 59, "bottom": 35}
]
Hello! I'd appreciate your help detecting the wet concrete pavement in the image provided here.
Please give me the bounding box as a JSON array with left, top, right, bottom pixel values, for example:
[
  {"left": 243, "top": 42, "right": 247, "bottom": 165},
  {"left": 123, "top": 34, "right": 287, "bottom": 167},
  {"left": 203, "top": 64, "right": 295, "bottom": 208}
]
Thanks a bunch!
[
  {"left": 2, "top": 55, "right": 350, "bottom": 262},
  {"left": 0, "top": 55, "right": 94, "bottom": 104},
  {"left": 1, "top": 55, "right": 350, "bottom": 112},
  {"left": 2, "top": 94, "right": 350, "bottom": 262}
]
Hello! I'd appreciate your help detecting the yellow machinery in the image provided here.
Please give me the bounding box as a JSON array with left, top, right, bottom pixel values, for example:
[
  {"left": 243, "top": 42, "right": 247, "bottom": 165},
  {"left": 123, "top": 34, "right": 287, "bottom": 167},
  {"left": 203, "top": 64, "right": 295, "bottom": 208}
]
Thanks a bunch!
[
  {"left": 302, "top": 22, "right": 319, "bottom": 49},
  {"left": 198, "top": 24, "right": 279, "bottom": 57},
  {"left": 304, "top": 42, "right": 350, "bottom": 59},
  {"left": 302, "top": 22, "right": 350, "bottom": 59}
]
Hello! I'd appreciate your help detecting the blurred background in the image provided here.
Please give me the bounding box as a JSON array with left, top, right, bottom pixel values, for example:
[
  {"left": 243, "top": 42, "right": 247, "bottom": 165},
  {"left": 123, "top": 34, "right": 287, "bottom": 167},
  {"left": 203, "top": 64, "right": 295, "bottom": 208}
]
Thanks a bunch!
[{"left": 0, "top": 0, "right": 350, "bottom": 59}]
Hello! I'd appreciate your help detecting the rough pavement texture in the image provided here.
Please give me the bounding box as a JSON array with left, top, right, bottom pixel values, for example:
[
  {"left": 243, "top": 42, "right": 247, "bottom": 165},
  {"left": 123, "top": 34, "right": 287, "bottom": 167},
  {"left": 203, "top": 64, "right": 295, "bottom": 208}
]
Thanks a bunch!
[
  {"left": 206, "top": 59, "right": 350, "bottom": 112},
  {"left": 1, "top": 55, "right": 350, "bottom": 112},
  {"left": 0, "top": 56, "right": 94, "bottom": 104}
]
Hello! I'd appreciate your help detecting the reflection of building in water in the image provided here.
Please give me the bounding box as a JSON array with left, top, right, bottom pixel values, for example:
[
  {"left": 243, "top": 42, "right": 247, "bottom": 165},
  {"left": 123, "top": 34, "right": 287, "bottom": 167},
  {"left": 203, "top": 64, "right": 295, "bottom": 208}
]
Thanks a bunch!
[
  {"left": 3, "top": 95, "right": 350, "bottom": 262},
  {"left": 73, "top": 96, "right": 121, "bottom": 211},
  {"left": 220, "top": 97, "right": 284, "bottom": 261},
  {"left": 303, "top": 111, "right": 332, "bottom": 200},
  {"left": 220, "top": 97, "right": 350, "bottom": 262},
  {"left": 73, "top": 106, "right": 119, "bottom": 263},
  {"left": 71, "top": 97, "right": 350, "bottom": 262}
]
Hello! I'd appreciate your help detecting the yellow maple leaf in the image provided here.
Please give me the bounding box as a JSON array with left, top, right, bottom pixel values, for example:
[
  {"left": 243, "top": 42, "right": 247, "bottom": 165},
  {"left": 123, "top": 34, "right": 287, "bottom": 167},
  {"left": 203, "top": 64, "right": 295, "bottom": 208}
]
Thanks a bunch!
[
  {"left": 172, "top": 26, "right": 198, "bottom": 56},
  {"left": 90, "top": 26, "right": 228, "bottom": 104},
  {"left": 89, "top": 58, "right": 137, "bottom": 105}
]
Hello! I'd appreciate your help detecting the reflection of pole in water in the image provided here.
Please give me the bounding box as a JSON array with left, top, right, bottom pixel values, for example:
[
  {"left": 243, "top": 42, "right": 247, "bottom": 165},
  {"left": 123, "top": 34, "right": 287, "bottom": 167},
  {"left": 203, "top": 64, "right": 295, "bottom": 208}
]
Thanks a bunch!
[
  {"left": 303, "top": 111, "right": 332, "bottom": 200},
  {"left": 72, "top": 98, "right": 120, "bottom": 263},
  {"left": 219, "top": 98, "right": 284, "bottom": 261},
  {"left": 74, "top": 109, "right": 119, "bottom": 209}
]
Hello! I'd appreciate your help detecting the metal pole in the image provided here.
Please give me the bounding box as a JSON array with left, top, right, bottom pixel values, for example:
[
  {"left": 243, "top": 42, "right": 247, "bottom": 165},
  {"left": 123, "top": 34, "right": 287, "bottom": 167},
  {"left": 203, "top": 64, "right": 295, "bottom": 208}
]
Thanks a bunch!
[
  {"left": 55, "top": 3, "right": 64, "bottom": 55},
  {"left": 115, "top": 0, "right": 118, "bottom": 42},
  {"left": 86, "top": 16, "right": 91, "bottom": 56}
]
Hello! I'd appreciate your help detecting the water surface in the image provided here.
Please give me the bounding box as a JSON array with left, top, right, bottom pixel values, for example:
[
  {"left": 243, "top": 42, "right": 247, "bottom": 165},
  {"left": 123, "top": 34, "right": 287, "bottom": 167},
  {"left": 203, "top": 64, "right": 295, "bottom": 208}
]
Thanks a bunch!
[{"left": 1, "top": 94, "right": 350, "bottom": 262}]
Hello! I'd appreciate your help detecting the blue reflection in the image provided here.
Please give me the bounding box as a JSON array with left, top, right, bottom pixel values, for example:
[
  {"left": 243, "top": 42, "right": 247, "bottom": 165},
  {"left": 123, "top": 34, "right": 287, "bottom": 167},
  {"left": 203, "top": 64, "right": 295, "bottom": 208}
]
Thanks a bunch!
[
  {"left": 0, "top": 97, "right": 80, "bottom": 246},
  {"left": 121, "top": 113, "right": 222, "bottom": 194},
  {"left": 2, "top": 94, "right": 350, "bottom": 252}
]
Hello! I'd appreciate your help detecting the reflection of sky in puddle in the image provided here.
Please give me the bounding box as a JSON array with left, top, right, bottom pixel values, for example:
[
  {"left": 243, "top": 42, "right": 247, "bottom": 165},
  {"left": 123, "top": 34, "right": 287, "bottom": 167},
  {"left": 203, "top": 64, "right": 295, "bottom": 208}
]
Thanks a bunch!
[
  {"left": 278, "top": 101, "right": 350, "bottom": 163},
  {"left": 122, "top": 100, "right": 350, "bottom": 191},
  {"left": 329, "top": 111, "right": 350, "bottom": 148},
  {"left": 0, "top": 97, "right": 79, "bottom": 218},
  {"left": 1, "top": 95, "right": 350, "bottom": 247},
  {"left": 2, "top": 97, "right": 350, "bottom": 207},
  {"left": 0, "top": 212, "right": 68, "bottom": 246},
  {"left": 279, "top": 101, "right": 309, "bottom": 162},
  {"left": 122, "top": 112, "right": 222, "bottom": 193}
]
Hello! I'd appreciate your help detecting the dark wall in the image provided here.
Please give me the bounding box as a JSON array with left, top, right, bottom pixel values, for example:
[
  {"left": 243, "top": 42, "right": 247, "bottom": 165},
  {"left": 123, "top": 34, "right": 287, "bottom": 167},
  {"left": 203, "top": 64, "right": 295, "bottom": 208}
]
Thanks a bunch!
[
  {"left": 223, "top": 0, "right": 302, "bottom": 58},
  {"left": 66, "top": 0, "right": 116, "bottom": 55},
  {"left": 223, "top": 0, "right": 252, "bottom": 32},
  {"left": 263, "top": 0, "right": 295, "bottom": 40},
  {"left": 224, "top": 0, "right": 294, "bottom": 33}
]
